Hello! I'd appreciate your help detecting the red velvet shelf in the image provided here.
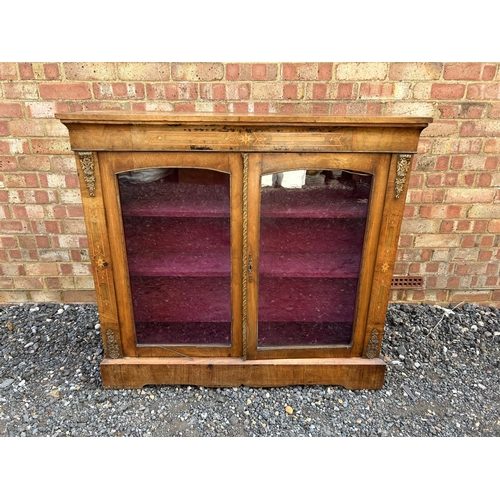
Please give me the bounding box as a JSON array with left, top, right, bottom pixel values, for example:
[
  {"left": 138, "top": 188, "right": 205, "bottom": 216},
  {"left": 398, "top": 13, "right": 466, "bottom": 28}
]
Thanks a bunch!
[
  {"left": 257, "top": 321, "right": 353, "bottom": 346},
  {"left": 123, "top": 217, "right": 230, "bottom": 253},
  {"left": 260, "top": 218, "right": 366, "bottom": 253},
  {"left": 258, "top": 277, "right": 357, "bottom": 323},
  {"left": 127, "top": 250, "right": 360, "bottom": 278},
  {"left": 127, "top": 251, "right": 230, "bottom": 277},
  {"left": 135, "top": 321, "right": 231, "bottom": 345},
  {"left": 261, "top": 186, "right": 369, "bottom": 219},
  {"left": 119, "top": 179, "right": 230, "bottom": 218},
  {"left": 130, "top": 276, "right": 231, "bottom": 323}
]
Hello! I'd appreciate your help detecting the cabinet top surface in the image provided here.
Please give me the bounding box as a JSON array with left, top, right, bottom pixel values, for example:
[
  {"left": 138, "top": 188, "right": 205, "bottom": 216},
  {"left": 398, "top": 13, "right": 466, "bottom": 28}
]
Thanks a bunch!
[{"left": 56, "top": 111, "right": 432, "bottom": 127}]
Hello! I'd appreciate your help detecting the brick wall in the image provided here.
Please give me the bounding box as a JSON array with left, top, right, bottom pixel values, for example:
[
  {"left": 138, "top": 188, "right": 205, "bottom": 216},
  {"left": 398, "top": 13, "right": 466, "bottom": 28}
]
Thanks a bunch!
[{"left": 0, "top": 62, "right": 499, "bottom": 306}]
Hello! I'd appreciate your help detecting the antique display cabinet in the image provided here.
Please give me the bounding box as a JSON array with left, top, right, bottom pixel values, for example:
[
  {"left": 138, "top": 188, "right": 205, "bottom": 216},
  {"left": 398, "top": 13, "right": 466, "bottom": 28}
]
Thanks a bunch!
[{"left": 57, "top": 112, "right": 431, "bottom": 389}]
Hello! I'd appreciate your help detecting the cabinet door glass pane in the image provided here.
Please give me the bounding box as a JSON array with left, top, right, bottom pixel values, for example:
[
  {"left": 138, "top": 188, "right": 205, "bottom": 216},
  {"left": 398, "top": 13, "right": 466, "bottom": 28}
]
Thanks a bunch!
[
  {"left": 258, "top": 169, "right": 372, "bottom": 347},
  {"left": 118, "top": 167, "right": 231, "bottom": 345}
]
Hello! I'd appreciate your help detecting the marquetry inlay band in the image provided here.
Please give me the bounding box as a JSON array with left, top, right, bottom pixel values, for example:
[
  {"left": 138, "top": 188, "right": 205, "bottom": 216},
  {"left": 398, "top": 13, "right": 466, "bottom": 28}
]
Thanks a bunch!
[
  {"left": 394, "top": 154, "right": 412, "bottom": 199},
  {"left": 365, "top": 329, "right": 380, "bottom": 359},
  {"left": 78, "top": 152, "right": 96, "bottom": 197}
]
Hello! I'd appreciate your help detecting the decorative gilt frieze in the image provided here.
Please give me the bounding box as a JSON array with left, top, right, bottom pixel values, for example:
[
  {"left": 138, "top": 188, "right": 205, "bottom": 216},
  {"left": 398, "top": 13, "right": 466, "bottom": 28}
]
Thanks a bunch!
[
  {"left": 365, "top": 329, "right": 380, "bottom": 359},
  {"left": 78, "top": 152, "right": 96, "bottom": 197},
  {"left": 105, "top": 329, "right": 121, "bottom": 359},
  {"left": 394, "top": 154, "right": 412, "bottom": 199},
  {"left": 241, "top": 153, "right": 249, "bottom": 361}
]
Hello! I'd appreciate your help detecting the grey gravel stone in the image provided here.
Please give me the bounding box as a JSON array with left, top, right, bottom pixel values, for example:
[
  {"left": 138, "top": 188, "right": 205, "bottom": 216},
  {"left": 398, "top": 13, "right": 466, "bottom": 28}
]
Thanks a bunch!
[{"left": 0, "top": 302, "right": 499, "bottom": 437}]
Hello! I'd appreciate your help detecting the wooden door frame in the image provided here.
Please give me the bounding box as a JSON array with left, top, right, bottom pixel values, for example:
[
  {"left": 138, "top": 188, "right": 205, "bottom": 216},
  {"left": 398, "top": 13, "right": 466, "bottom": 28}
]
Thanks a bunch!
[
  {"left": 245, "top": 152, "right": 392, "bottom": 360},
  {"left": 98, "top": 151, "right": 244, "bottom": 358}
]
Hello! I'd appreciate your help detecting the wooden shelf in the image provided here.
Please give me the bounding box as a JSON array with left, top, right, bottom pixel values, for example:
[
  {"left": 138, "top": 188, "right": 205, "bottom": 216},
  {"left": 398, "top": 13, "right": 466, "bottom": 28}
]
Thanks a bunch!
[
  {"left": 258, "top": 277, "right": 357, "bottom": 323},
  {"left": 261, "top": 186, "right": 369, "bottom": 219},
  {"left": 120, "top": 179, "right": 230, "bottom": 218},
  {"left": 130, "top": 276, "right": 231, "bottom": 323},
  {"left": 135, "top": 321, "right": 231, "bottom": 345}
]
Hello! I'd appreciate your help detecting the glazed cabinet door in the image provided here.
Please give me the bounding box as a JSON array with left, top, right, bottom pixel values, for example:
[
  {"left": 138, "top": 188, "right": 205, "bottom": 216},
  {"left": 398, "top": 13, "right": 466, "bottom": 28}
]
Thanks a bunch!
[
  {"left": 245, "top": 153, "right": 392, "bottom": 360},
  {"left": 99, "top": 152, "right": 243, "bottom": 358}
]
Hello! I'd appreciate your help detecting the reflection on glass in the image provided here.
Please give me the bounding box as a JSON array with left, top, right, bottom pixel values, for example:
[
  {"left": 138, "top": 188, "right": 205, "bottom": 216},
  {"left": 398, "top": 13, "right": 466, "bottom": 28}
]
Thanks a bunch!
[
  {"left": 118, "top": 167, "right": 231, "bottom": 345},
  {"left": 258, "top": 169, "right": 372, "bottom": 347}
]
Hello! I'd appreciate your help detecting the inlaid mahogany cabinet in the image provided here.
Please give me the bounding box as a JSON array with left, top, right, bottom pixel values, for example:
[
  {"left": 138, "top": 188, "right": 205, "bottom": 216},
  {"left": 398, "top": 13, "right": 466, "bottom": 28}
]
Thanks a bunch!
[{"left": 57, "top": 112, "right": 431, "bottom": 389}]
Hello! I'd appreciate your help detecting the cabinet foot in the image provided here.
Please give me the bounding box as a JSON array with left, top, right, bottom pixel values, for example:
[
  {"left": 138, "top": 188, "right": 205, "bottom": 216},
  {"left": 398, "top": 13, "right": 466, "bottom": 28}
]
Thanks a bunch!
[{"left": 100, "top": 357, "right": 386, "bottom": 390}]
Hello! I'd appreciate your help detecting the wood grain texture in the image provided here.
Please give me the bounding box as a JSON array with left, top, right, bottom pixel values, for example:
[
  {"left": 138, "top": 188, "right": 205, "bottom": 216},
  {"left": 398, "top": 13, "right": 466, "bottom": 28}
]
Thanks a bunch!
[
  {"left": 100, "top": 356, "right": 386, "bottom": 389},
  {"left": 75, "top": 152, "right": 122, "bottom": 359}
]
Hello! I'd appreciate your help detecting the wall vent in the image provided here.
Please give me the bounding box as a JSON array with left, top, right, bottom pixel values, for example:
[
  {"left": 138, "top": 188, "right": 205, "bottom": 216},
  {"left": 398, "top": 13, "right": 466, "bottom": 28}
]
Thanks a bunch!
[{"left": 391, "top": 276, "right": 424, "bottom": 289}]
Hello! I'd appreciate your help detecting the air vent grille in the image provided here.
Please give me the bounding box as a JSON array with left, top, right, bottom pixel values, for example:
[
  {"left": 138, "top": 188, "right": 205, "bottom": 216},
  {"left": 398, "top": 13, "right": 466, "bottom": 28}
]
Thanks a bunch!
[{"left": 391, "top": 276, "right": 424, "bottom": 289}]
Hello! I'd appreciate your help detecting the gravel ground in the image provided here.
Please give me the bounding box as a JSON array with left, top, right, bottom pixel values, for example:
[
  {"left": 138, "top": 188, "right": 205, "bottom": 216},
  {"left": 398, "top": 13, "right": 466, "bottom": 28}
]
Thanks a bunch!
[{"left": 0, "top": 301, "right": 499, "bottom": 437}]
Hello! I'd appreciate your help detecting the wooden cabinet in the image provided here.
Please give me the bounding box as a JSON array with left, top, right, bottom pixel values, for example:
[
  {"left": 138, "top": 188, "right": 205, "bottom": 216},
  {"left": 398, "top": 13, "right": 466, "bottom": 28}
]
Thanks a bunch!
[{"left": 57, "top": 112, "right": 431, "bottom": 389}]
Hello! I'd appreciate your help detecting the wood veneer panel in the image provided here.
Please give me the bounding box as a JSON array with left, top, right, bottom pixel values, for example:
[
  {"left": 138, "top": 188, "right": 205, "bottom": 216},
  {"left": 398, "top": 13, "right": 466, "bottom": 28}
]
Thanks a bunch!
[{"left": 100, "top": 356, "right": 386, "bottom": 389}]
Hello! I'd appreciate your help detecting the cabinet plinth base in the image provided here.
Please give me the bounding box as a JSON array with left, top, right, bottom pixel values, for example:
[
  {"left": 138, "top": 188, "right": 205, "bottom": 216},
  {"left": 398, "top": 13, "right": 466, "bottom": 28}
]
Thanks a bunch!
[{"left": 100, "top": 357, "right": 386, "bottom": 390}]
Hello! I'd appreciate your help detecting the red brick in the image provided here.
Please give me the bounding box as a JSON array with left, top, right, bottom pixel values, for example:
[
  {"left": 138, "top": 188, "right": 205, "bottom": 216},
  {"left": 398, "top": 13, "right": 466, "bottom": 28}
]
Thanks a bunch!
[
  {"left": 426, "top": 173, "right": 443, "bottom": 187},
  {"left": 0, "top": 63, "right": 18, "bottom": 80},
  {"left": 251, "top": 64, "right": 277, "bottom": 80},
  {"left": 467, "top": 83, "right": 500, "bottom": 100},
  {"left": 476, "top": 173, "right": 492, "bottom": 187},
  {"left": 146, "top": 83, "right": 198, "bottom": 100},
  {"left": 0, "top": 103, "right": 23, "bottom": 118},
  {"left": 283, "top": 84, "right": 297, "bottom": 100},
  {"left": 3, "top": 82, "right": 39, "bottom": 99},
  {"left": 283, "top": 63, "right": 330, "bottom": 81},
  {"left": 0, "top": 122, "right": 8, "bottom": 136},
  {"left": 431, "top": 83, "right": 465, "bottom": 99},
  {"left": 485, "top": 139, "right": 500, "bottom": 153},
  {"left": 31, "top": 221, "right": 61, "bottom": 234},
  {"left": 482, "top": 64, "right": 497, "bottom": 80},
  {"left": 312, "top": 84, "right": 327, "bottom": 99},
  {"left": 0, "top": 221, "right": 26, "bottom": 233},
  {"left": 311, "top": 103, "right": 328, "bottom": 115},
  {"left": 359, "top": 83, "right": 394, "bottom": 98},
  {"left": 14, "top": 277, "right": 44, "bottom": 289},
  {"left": 0, "top": 236, "right": 17, "bottom": 248},
  {"left": 489, "top": 103, "right": 500, "bottom": 118},
  {"left": 460, "top": 120, "right": 500, "bottom": 137},
  {"left": 225, "top": 64, "right": 251, "bottom": 81},
  {"left": 9, "top": 119, "right": 45, "bottom": 137},
  {"left": 337, "top": 83, "right": 357, "bottom": 99},
  {"left": 456, "top": 220, "right": 471, "bottom": 231},
  {"left": 39, "top": 83, "right": 92, "bottom": 99},
  {"left": 253, "top": 103, "right": 269, "bottom": 114},
  {"left": 174, "top": 103, "right": 196, "bottom": 112},
  {"left": 443, "top": 63, "right": 482, "bottom": 80},
  {"left": 172, "top": 63, "right": 223, "bottom": 81},
  {"left": 44, "top": 63, "right": 60, "bottom": 80},
  {"left": 4, "top": 173, "right": 39, "bottom": 188},
  {"left": 318, "top": 63, "right": 333, "bottom": 81}
]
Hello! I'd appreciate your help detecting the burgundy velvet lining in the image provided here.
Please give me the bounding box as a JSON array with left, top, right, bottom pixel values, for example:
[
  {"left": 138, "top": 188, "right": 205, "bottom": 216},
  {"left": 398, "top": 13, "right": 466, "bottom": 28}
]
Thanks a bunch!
[
  {"left": 120, "top": 178, "right": 230, "bottom": 218},
  {"left": 257, "top": 322, "right": 353, "bottom": 346},
  {"left": 135, "top": 321, "right": 231, "bottom": 345},
  {"left": 118, "top": 171, "right": 371, "bottom": 349},
  {"left": 258, "top": 277, "right": 357, "bottom": 323},
  {"left": 130, "top": 276, "right": 231, "bottom": 323},
  {"left": 261, "top": 186, "right": 369, "bottom": 219}
]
